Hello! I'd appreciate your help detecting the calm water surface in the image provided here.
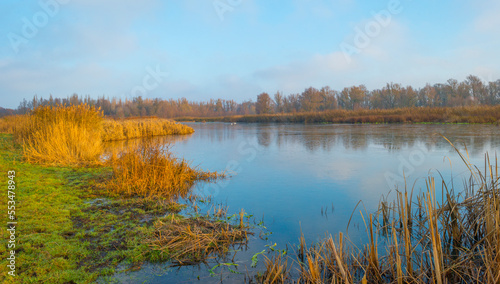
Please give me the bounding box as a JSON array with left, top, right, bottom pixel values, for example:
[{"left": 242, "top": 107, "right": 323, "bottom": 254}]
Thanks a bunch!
[{"left": 112, "top": 123, "right": 500, "bottom": 283}]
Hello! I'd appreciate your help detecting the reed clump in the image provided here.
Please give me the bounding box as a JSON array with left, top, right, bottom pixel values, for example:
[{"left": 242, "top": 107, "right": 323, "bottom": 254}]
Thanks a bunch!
[
  {"left": 263, "top": 143, "right": 499, "bottom": 283},
  {"left": 2, "top": 104, "right": 195, "bottom": 166},
  {"left": 107, "top": 141, "right": 222, "bottom": 199},
  {"left": 102, "top": 118, "right": 194, "bottom": 141},
  {"left": 15, "top": 104, "right": 104, "bottom": 165},
  {"left": 147, "top": 213, "right": 249, "bottom": 264}
]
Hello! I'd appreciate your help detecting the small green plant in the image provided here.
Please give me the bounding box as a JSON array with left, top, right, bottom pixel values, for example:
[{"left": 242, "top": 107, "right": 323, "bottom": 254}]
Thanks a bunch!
[
  {"left": 208, "top": 263, "right": 240, "bottom": 276},
  {"left": 251, "top": 250, "right": 266, "bottom": 268}
]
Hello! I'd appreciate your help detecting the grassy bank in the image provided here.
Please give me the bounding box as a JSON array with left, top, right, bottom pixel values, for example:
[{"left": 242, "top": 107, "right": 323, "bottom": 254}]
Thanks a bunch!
[
  {"left": 0, "top": 134, "right": 127, "bottom": 283},
  {"left": 0, "top": 134, "right": 248, "bottom": 283},
  {"left": 176, "top": 105, "right": 500, "bottom": 124}
]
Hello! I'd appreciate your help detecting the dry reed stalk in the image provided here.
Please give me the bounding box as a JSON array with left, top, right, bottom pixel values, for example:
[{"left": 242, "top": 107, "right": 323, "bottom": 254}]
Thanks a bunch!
[
  {"left": 239, "top": 208, "right": 245, "bottom": 228},
  {"left": 299, "top": 232, "right": 306, "bottom": 263},
  {"left": 392, "top": 225, "right": 403, "bottom": 284},
  {"left": 425, "top": 178, "right": 443, "bottom": 284},
  {"left": 262, "top": 253, "right": 290, "bottom": 284},
  {"left": 327, "top": 235, "right": 350, "bottom": 284},
  {"left": 302, "top": 252, "right": 322, "bottom": 283}
]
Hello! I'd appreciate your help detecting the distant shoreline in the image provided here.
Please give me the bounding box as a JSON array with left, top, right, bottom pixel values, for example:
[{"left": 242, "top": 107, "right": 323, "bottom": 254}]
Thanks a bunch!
[{"left": 175, "top": 105, "right": 500, "bottom": 124}]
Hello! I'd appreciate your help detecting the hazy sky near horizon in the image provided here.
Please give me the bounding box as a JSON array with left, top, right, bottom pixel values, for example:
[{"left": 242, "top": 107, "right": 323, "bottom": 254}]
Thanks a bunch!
[{"left": 1, "top": 0, "right": 499, "bottom": 108}]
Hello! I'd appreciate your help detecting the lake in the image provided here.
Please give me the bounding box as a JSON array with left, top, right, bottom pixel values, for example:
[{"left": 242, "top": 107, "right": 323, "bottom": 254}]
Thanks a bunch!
[{"left": 111, "top": 123, "right": 500, "bottom": 283}]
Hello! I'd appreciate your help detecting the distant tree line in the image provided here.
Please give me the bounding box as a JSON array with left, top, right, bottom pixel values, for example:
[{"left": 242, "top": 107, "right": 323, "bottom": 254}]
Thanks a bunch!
[{"left": 14, "top": 75, "right": 500, "bottom": 118}]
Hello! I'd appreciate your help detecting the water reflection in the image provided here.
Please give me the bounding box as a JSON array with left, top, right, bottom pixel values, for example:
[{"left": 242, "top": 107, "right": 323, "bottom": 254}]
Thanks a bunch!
[
  {"left": 103, "top": 133, "right": 193, "bottom": 153},
  {"left": 169, "top": 123, "right": 499, "bottom": 244},
  {"left": 117, "top": 123, "right": 499, "bottom": 283},
  {"left": 234, "top": 124, "right": 500, "bottom": 154}
]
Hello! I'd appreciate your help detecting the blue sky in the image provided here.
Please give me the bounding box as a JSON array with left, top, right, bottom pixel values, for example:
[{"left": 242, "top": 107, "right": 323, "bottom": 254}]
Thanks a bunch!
[{"left": 1, "top": 0, "right": 499, "bottom": 108}]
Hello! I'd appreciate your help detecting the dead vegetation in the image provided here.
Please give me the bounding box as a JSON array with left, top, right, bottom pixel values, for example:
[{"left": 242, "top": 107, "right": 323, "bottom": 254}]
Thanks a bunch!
[
  {"left": 148, "top": 214, "right": 250, "bottom": 265},
  {"left": 260, "top": 142, "right": 500, "bottom": 283}
]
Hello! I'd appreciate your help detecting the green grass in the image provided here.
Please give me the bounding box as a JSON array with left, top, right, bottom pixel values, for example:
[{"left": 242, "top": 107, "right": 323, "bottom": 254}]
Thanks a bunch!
[
  {"left": 0, "top": 134, "right": 100, "bottom": 283},
  {"left": 0, "top": 134, "right": 186, "bottom": 283}
]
